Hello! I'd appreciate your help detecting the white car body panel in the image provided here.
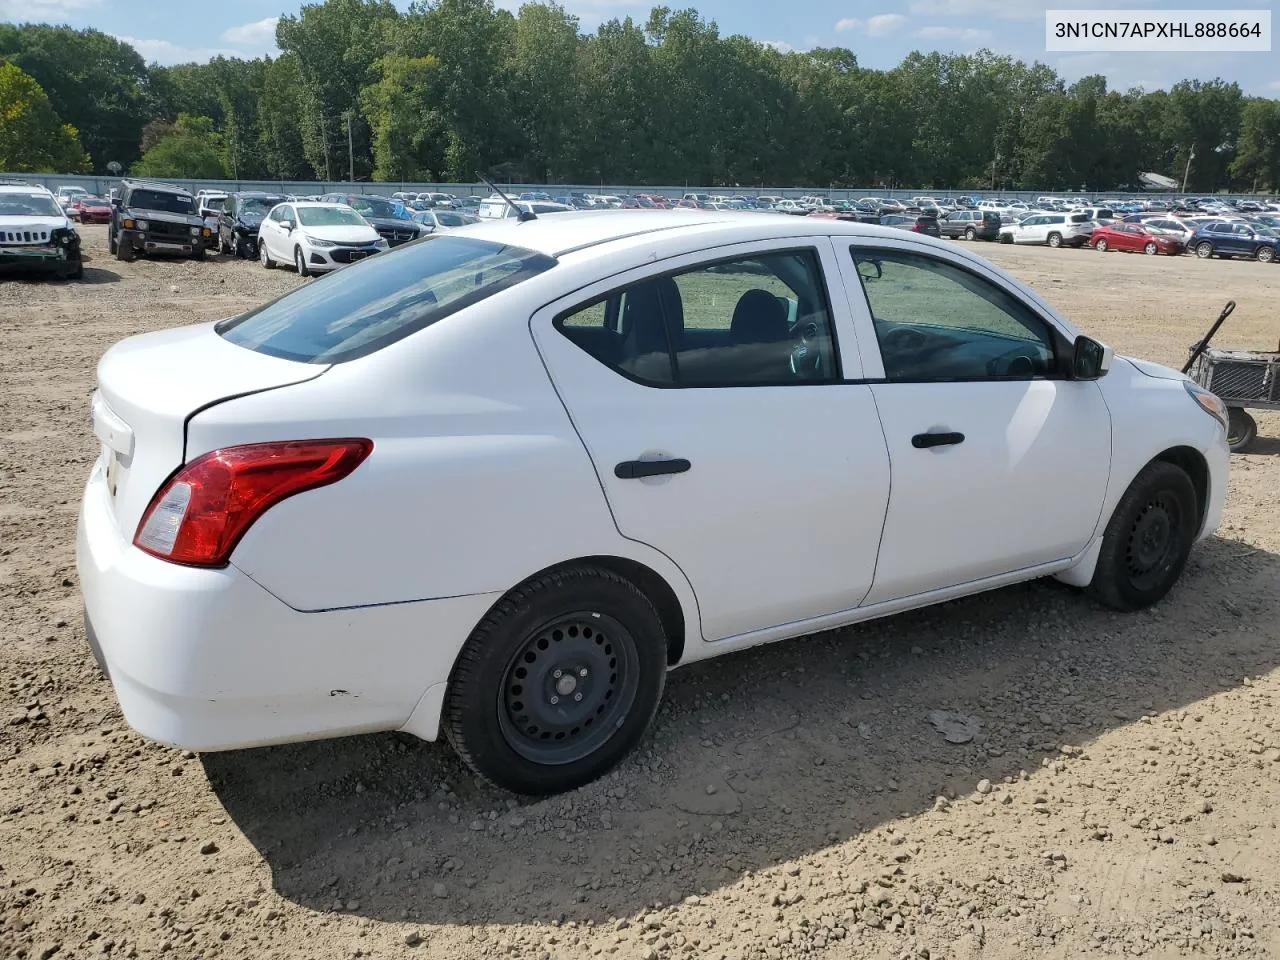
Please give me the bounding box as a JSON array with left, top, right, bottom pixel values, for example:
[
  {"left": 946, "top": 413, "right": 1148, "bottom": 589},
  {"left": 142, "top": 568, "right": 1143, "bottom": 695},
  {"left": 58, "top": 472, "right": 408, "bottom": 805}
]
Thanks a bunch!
[{"left": 75, "top": 211, "right": 1229, "bottom": 755}]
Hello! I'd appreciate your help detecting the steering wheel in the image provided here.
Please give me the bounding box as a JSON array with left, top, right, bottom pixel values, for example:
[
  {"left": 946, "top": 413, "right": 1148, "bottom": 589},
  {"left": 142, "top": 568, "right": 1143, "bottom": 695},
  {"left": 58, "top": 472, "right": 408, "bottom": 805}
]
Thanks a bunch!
[
  {"left": 881, "top": 326, "right": 929, "bottom": 354},
  {"left": 789, "top": 322, "right": 824, "bottom": 378}
]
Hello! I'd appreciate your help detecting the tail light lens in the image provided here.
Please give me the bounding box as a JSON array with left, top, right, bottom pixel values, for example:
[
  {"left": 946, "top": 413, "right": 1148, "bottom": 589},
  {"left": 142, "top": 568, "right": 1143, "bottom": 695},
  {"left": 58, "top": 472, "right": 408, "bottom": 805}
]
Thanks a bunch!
[{"left": 134, "top": 439, "right": 373, "bottom": 567}]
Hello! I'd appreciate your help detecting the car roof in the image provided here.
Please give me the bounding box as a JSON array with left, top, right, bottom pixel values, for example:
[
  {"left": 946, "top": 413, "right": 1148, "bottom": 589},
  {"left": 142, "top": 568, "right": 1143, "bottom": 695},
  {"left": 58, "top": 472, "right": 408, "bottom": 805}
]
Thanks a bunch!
[
  {"left": 0, "top": 184, "right": 55, "bottom": 195},
  {"left": 453, "top": 209, "right": 969, "bottom": 259}
]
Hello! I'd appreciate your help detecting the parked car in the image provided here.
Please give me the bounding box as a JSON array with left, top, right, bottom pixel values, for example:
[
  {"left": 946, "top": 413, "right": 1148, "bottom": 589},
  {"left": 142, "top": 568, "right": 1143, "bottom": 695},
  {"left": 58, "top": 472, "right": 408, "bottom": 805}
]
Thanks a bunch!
[
  {"left": 999, "top": 213, "right": 1094, "bottom": 248},
  {"left": 477, "top": 197, "right": 572, "bottom": 220},
  {"left": 1189, "top": 221, "right": 1280, "bottom": 262},
  {"left": 411, "top": 209, "right": 475, "bottom": 232},
  {"left": 880, "top": 213, "right": 941, "bottom": 236},
  {"left": 1089, "top": 223, "right": 1185, "bottom": 256},
  {"left": 0, "top": 181, "right": 83, "bottom": 279},
  {"left": 218, "top": 192, "right": 287, "bottom": 259},
  {"left": 320, "top": 193, "right": 425, "bottom": 247},
  {"left": 257, "top": 201, "right": 388, "bottom": 275},
  {"left": 69, "top": 195, "right": 113, "bottom": 225},
  {"left": 77, "top": 210, "right": 1230, "bottom": 796},
  {"left": 938, "top": 210, "right": 1001, "bottom": 241},
  {"left": 109, "top": 179, "right": 211, "bottom": 262},
  {"left": 54, "top": 185, "right": 90, "bottom": 211},
  {"left": 773, "top": 199, "right": 808, "bottom": 215},
  {"left": 195, "top": 192, "right": 227, "bottom": 232}
]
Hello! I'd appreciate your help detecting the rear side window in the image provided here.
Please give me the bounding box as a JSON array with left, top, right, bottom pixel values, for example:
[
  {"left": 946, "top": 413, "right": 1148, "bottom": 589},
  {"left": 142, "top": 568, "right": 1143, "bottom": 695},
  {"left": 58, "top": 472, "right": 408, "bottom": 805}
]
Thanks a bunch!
[{"left": 218, "top": 236, "right": 556, "bottom": 363}]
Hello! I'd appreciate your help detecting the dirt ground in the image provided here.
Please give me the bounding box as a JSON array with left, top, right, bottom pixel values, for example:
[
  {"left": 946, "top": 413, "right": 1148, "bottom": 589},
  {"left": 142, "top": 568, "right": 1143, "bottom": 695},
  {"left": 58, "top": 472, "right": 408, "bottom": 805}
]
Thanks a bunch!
[{"left": 2, "top": 225, "right": 1279, "bottom": 960}]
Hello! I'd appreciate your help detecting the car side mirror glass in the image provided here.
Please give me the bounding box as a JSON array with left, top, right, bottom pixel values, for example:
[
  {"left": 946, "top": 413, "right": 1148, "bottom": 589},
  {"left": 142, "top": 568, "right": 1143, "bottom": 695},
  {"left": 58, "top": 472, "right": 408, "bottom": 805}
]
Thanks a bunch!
[
  {"left": 1072, "top": 335, "right": 1113, "bottom": 380},
  {"left": 856, "top": 259, "right": 883, "bottom": 281},
  {"left": 280, "top": 220, "right": 294, "bottom": 231}
]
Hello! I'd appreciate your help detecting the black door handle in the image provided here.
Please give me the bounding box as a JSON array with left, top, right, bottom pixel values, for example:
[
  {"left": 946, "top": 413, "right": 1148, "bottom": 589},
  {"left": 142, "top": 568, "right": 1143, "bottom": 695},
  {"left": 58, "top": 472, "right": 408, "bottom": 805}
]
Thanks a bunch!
[
  {"left": 911, "top": 432, "right": 965, "bottom": 449},
  {"left": 615, "top": 458, "right": 691, "bottom": 479}
]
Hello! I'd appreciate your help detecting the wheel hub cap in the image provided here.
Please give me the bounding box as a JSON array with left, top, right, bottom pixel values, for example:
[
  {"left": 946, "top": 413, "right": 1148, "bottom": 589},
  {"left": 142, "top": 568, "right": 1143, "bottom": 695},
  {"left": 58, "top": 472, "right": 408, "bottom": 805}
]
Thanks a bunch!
[{"left": 1125, "top": 497, "right": 1179, "bottom": 590}]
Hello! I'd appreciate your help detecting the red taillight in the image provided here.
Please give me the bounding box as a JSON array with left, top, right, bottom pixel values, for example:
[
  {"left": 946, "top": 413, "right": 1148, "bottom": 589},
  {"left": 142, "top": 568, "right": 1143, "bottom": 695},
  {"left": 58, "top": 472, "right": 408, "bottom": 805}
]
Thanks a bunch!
[
  {"left": 911, "top": 223, "right": 922, "bottom": 232},
  {"left": 134, "top": 439, "right": 373, "bottom": 567}
]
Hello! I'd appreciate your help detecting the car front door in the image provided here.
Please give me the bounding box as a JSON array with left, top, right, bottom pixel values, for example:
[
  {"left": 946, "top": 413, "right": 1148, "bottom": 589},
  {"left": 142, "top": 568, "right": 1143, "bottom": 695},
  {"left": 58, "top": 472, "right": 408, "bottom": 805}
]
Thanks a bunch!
[
  {"left": 836, "top": 240, "right": 1112, "bottom": 604},
  {"left": 530, "top": 238, "right": 892, "bottom": 643}
]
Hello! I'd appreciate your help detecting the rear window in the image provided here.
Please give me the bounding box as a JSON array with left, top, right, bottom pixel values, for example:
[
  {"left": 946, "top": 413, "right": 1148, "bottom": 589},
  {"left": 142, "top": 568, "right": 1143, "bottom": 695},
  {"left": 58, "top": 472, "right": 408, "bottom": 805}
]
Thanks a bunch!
[
  {"left": 217, "top": 236, "right": 556, "bottom": 364},
  {"left": 1069, "top": 214, "right": 1091, "bottom": 223}
]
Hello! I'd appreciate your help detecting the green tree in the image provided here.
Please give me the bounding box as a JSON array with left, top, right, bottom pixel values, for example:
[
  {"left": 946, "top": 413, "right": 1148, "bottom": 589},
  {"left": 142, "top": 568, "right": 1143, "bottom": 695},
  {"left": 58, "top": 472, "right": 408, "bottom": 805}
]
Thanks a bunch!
[
  {"left": 0, "top": 62, "right": 91, "bottom": 172},
  {"left": 131, "top": 114, "right": 227, "bottom": 179},
  {"left": 1231, "top": 99, "right": 1280, "bottom": 192},
  {"left": 0, "top": 24, "right": 151, "bottom": 172}
]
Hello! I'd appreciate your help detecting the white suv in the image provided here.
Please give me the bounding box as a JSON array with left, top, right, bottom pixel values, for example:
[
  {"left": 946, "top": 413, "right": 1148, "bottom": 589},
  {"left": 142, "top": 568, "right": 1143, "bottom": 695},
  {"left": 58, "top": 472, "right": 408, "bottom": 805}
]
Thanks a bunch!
[
  {"left": 0, "top": 181, "right": 84, "bottom": 279},
  {"left": 1000, "top": 212, "right": 1096, "bottom": 248}
]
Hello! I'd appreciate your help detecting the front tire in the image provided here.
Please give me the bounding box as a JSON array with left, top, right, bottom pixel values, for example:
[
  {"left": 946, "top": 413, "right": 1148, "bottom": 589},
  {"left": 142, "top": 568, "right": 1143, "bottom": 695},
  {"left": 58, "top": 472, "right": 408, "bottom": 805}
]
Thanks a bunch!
[
  {"left": 1258, "top": 245, "right": 1276, "bottom": 264},
  {"left": 1047, "top": 232, "right": 1062, "bottom": 248},
  {"left": 1226, "top": 408, "right": 1257, "bottom": 452},
  {"left": 1144, "top": 241, "right": 1158, "bottom": 255},
  {"left": 260, "top": 239, "right": 275, "bottom": 269},
  {"left": 443, "top": 565, "right": 668, "bottom": 795},
  {"left": 294, "top": 245, "right": 310, "bottom": 277},
  {"left": 1088, "top": 461, "right": 1198, "bottom": 612},
  {"left": 115, "top": 234, "right": 135, "bottom": 262},
  {"left": 1095, "top": 238, "right": 1109, "bottom": 252}
]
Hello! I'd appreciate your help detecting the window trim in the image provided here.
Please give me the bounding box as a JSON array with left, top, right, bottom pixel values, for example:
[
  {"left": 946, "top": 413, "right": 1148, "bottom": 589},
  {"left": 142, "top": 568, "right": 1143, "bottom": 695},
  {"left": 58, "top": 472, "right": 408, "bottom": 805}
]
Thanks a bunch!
[
  {"left": 551, "top": 244, "right": 846, "bottom": 390},
  {"left": 844, "top": 243, "right": 1076, "bottom": 384}
]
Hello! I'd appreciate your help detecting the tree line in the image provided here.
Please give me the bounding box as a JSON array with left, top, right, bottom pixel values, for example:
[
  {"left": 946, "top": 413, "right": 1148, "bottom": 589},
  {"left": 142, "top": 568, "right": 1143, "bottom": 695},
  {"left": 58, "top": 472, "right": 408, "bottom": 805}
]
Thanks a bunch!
[{"left": 2, "top": 0, "right": 1279, "bottom": 192}]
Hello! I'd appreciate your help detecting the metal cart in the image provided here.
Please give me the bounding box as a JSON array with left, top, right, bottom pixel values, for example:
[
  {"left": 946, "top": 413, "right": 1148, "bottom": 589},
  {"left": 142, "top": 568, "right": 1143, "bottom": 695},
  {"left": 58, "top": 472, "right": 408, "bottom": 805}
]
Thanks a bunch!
[{"left": 1183, "top": 300, "right": 1279, "bottom": 452}]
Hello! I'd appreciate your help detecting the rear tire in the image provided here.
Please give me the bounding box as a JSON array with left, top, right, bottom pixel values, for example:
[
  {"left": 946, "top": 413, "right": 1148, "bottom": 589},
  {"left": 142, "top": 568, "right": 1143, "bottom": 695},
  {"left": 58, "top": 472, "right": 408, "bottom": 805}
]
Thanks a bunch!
[
  {"left": 443, "top": 564, "right": 668, "bottom": 795},
  {"left": 1196, "top": 241, "right": 1214, "bottom": 259},
  {"left": 1226, "top": 408, "right": 1257, "bottom": 452},
  {"left": 1095, "top": 238, "right": 1109, "bottom": 252},
  {"left": 1088, "top": 461, "right": 1198, "bottom": 612},
  {"left": 964, "top": 227, "right": 976, "bottom": 241},
  {"left": 1047, "top": 232, "right": 1063, "bottom": 248}
]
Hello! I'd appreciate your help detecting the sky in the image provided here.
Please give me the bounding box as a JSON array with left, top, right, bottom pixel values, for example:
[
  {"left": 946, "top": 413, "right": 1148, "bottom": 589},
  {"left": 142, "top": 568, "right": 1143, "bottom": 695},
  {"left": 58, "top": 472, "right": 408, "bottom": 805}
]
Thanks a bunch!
[{"left": 1, "top": 0, "right": 1276, "bottom": 96}]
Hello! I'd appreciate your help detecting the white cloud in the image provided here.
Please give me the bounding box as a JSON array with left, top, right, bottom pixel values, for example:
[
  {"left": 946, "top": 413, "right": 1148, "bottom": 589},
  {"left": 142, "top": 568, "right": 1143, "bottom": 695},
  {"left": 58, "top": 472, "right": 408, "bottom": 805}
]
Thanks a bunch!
[
  {"left": 836, "top": 13, "right": 908, "bottom": 36},
  {"left": 114, "top": 35, "right": 238, "bottom": 65},
  {"left": 0, "top": 0, "right": 98, "bottom": 15},
  {"left": 221, "top": 16, "right": 279, "bottom": 47},
  {"left": 866, "top": 13, "right": 909, "bottom": 36},
  {"left": 916, "top": 25, "right": 992, "bottom": 43},
  {"left": 761, "top": 39, "right": 795, "bottom": 53}
]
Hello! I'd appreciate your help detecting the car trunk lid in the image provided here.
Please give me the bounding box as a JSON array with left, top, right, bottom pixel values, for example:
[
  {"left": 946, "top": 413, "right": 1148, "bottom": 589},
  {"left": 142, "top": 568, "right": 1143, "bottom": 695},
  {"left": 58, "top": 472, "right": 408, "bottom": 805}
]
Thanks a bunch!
[{"left": 92, "top": 321, "right": 327, "bottom": 537}]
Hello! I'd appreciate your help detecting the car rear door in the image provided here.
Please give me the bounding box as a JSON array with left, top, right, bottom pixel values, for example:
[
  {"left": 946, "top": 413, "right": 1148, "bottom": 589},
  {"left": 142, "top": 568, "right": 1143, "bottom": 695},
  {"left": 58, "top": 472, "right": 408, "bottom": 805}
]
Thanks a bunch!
[
  {"left": 835, "top": 238, "right": 1111, "bottom": 604},
  {"left": 530, "top": 238, "right": 891, "bottom": 643}
]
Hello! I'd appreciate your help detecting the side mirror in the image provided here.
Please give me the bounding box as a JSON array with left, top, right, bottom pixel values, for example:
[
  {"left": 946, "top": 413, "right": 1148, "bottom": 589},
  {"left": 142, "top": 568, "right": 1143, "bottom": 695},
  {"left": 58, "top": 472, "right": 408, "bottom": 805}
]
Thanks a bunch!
[
  {"left": 856, "top": 259, "right": 883, "bottom": 281},
  {"left": 1072, "top": 335, "right": 1113, "bottom": 380},
  {"left": 280, "top": 220, "right": 294, "bottom": 232}
]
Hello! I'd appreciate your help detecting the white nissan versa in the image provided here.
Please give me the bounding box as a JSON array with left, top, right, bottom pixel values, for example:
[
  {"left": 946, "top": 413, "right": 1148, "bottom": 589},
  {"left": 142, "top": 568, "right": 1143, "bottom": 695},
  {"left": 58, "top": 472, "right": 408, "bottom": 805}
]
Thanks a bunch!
[{"left": 77, "top": 210, "right": 1229, "bottom": 795}]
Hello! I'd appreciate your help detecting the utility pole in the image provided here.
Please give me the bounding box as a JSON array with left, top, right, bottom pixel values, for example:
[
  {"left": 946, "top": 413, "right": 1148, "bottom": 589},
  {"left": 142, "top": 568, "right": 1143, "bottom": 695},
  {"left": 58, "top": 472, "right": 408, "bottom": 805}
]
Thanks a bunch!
[
  {"left": 1181, "top": 145, "right": 1196, "bottom": 193},
  {"left": 319, "top": 114, "right": 331, "bottom": 183},
  {"left": 345, "top": 110, "right": 355, "bottom": 182}
]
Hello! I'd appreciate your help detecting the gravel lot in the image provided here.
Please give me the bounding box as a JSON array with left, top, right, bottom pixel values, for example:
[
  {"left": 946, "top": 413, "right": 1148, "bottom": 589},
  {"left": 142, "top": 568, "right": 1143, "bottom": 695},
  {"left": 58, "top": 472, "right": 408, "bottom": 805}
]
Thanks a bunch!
[{"left": 2, "top": 225, "right": 1279, "bottom": 960}]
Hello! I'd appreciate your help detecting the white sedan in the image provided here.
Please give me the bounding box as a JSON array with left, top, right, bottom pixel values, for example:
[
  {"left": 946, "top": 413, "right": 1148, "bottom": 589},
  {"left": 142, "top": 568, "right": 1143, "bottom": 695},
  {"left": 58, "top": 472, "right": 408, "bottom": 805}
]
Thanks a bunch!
[
  {"left": 77, "top": 211, "right": 1229, "bottom": 795},
  {"left": 257, "top": 201, "right": 387, "bottom": 275}
]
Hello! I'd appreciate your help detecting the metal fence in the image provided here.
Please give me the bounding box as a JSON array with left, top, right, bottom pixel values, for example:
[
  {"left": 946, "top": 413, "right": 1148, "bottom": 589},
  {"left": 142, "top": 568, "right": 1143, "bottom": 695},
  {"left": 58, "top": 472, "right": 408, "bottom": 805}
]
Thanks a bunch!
[{"left": 5, "top": 171, "right": 1274, "bottom": 203}]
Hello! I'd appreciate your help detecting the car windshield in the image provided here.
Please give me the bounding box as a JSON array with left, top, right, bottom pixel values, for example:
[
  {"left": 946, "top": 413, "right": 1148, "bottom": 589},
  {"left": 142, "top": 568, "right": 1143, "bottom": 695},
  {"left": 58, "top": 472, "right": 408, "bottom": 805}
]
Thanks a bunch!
[
  {"left": 434, "top": 211, "right": 465, "bottom": 226},
  {"left": 296, "top": 206, "right": 367, "bottom": 227},
  {"left": 0, "top": 193, "right": 63, "bottom": 217},
  {"left": 346, "top": 196, "right": 397, "bottom": 218},
  {"left": 217, "top": 236, "right": 557, "bottom": 364},
  {"left": 129, "top": 189, "right": 195, "bottom": 214},
  {"left": 241, "top": 197, "right": 283, "bottom": 216}
]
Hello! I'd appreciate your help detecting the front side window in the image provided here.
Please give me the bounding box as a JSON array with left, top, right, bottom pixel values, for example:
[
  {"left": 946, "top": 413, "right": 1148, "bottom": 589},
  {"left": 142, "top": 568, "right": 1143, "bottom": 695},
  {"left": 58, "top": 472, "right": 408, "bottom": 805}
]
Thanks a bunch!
[
  {"left": 218, "top": 236, "right": 556, "bottom": 363},
  {"left": 849, "top": 249, "right": 1058, "bottom": 381},
  {"left": 556, "top": 250, "right": 839, "bottom": 387}
]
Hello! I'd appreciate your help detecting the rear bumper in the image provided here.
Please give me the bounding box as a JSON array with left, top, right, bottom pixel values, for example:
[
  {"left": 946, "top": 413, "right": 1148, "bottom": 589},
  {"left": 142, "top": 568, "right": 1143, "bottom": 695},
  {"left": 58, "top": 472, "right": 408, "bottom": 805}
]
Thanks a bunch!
[{"left": 76, "top": 462, "right": 497, "bottom": 751}]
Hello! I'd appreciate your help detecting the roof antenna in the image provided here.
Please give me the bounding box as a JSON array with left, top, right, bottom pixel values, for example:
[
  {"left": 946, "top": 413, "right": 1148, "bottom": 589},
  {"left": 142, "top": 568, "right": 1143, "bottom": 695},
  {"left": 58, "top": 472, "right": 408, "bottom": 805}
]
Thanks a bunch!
[{"left": 477, "top": 171, "right": 535, "bottom": 222}]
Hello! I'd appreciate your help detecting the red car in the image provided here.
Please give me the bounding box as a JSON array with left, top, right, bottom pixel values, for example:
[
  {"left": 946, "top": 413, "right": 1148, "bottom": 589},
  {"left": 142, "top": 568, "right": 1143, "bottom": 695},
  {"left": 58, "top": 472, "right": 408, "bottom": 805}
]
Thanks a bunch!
[
  {"left": 71, "top": 195, "right": 112, "bottom": 224},
  {"left": 1090, "top": 222, "right": 1184, "bottom": 256}
]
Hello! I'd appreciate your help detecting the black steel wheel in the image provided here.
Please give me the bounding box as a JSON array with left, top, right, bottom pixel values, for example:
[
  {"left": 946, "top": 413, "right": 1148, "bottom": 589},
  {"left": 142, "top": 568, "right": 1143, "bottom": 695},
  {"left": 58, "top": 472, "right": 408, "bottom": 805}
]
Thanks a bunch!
[
  {"left": 498, "top": 612, "right": 640, "bottom": 766},
  {"left": 1226, "top": 407, "right": 1257, "bottom": 452},
  {"left": 444, "top": 564, "right": 667, "bottom": 795},
  {"left": 1089, "top": 461, "right": 1198, "bottom": 611}
]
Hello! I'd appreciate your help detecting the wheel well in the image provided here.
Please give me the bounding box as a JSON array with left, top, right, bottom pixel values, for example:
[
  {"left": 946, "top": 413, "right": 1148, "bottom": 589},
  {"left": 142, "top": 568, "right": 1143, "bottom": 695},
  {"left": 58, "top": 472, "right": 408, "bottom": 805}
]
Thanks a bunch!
[
  {"left": 577, "top": 556, "right": 686, "bottom": 665},
  {"left": 1153, "top": 446, "right": 1209, "bottom": 528}
]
